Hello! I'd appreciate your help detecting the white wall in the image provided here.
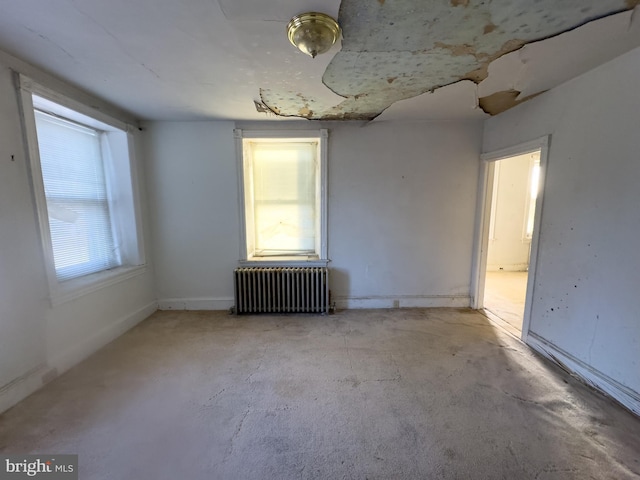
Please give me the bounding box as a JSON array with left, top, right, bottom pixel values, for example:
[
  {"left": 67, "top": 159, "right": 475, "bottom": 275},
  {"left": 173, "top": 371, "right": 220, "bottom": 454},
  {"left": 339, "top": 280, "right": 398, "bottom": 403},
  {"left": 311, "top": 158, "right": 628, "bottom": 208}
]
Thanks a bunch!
[
  {"left": 144, "top": 120, "right": 482, "bottom": 310},
  {"left": 483, "top": 46, "right": 640, "bottom": 413},
  {"left": 143, "top": 121, "right": 239, "bottom": 310},
  {"left": 487, "top": 153, "right": 531, "bottom": 271},
  {"left": 0, "top": 52, "right": 156, "bottom": 413},
  {"left": 328, "top": 122, "right": 481, "bottom": 308}
]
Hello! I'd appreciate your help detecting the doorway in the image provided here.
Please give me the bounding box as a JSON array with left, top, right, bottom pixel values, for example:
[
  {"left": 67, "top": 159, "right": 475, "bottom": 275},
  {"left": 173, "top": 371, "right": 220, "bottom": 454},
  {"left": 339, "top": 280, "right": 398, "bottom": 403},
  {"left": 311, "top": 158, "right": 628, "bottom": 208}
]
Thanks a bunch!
[
  {"left": 472, "top": 136, "right": 549, "bottom": 341},
  {"left": 484, "top": 151, "right": 539, "bottom": 332}
]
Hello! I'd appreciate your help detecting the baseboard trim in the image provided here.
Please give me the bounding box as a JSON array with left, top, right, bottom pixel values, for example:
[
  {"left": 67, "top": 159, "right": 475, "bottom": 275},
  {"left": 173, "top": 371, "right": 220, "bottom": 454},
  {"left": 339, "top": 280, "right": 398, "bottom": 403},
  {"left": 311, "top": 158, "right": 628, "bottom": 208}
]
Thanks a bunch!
[
  {"left": 334, "top": 295, "right": 471, "bottom": 310},
  {"left": 0, "top": 364, "right": 49, "bottom": 415},
  {"left": 0, "top": 301, "right": 157, "bottom": 415},
  {"left": 158, "top": 297, "right": 234, "bottom": 311},
  {"left": 527, "top": 332, "right": 640, "bottom": 416},
  {"left": 50, "top": 301, "right": 158, "bottom": 375},
  {"left": 158, "top": 296, "right": 470, "bottom": 311}
]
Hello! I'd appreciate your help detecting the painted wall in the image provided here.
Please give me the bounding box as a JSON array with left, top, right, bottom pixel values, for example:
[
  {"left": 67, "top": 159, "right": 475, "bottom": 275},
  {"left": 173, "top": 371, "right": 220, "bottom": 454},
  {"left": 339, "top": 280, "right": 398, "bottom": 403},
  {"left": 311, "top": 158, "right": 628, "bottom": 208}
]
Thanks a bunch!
[
  {"left": 487, "top": 153, "right": 531, "bottom": 271},
  {"left": 143, "top": 121, "right": 239, "bottom": 310},
  {"left": 0, "top": 51, "right": 156, "bottom": 413},
  {"left": 328, "top": 122, "right": 481, "bottom": 308},
  {"left": 144, "top": 120, "right": 483, "bottom": 310},
  {"left": 483, "top": 46, "right": 640, "bottom": 410}
]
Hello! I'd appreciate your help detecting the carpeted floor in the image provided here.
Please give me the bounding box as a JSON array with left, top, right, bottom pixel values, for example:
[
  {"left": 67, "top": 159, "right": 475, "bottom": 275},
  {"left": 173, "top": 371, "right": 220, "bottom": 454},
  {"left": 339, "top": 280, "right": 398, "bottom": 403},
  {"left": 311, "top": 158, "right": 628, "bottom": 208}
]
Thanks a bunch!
[{"left": 1, "top": 308, "right": 639, "bottom": 479}]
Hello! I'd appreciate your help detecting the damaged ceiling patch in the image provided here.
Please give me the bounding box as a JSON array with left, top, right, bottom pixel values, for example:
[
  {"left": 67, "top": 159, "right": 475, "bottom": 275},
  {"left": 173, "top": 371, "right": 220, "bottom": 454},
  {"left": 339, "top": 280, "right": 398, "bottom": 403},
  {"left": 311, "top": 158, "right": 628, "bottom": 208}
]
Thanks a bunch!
[
  {"left": 480, "top": 7, "right": 640, "bottom": 101},
  {"left": 261, "top": 0, "right": 640, "bottom": 120},
  {"left": 478, "top": 90, "right": 544, "bottom": 116},
  {"left": 373, "top": 80, "right": 487, "bottom": 122}
]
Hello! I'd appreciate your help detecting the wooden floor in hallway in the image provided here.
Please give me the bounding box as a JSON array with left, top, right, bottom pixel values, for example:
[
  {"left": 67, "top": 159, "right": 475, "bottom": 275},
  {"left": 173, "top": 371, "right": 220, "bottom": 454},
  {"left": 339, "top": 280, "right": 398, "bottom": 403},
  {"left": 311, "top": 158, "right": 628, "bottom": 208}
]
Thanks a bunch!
[{"left": 484, "top": 270, "right": 529, "bottom": 333}]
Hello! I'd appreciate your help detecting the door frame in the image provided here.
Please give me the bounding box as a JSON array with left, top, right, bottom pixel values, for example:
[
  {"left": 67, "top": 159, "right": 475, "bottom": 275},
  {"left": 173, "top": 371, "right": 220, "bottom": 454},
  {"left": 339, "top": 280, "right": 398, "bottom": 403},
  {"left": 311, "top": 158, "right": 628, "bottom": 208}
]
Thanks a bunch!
[{"left": 471, "top": 135, "right": 550, "bottom": 342}]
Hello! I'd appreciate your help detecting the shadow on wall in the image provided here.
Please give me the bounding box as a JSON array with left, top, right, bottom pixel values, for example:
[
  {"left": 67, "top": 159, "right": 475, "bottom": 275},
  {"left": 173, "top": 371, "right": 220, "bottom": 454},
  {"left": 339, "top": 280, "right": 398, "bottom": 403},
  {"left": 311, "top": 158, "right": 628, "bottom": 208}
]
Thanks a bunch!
[{"left": 329, "top": 268, "right": 350, "bottom": 307}]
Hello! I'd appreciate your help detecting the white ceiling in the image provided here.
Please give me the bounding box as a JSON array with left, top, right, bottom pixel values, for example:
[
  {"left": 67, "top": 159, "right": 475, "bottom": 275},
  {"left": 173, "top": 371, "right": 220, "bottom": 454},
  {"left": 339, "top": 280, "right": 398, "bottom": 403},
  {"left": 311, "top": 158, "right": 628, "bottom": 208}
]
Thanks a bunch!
[{"left": 0, "top": 0, "right": 638, "bottom": 122}]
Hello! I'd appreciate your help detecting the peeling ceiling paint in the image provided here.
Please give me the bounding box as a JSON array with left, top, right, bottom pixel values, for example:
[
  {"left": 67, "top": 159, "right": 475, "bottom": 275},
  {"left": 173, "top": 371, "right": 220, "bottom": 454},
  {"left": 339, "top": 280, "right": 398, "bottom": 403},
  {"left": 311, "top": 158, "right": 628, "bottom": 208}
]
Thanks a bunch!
[
  {"left": 373, "top": 80, "right": 486, "bottom": 122},
  {"left": 478, "top": 8, "right": 640, "bottom": 101},
  {"left": 478, "top": 89, "right": 544, "bottom": 116},
  {"left": 262, "top": 0, "right": 639, "bottom": 120},
  {"left": 0, "top": 0, "right": 638, "bottom": 121}
]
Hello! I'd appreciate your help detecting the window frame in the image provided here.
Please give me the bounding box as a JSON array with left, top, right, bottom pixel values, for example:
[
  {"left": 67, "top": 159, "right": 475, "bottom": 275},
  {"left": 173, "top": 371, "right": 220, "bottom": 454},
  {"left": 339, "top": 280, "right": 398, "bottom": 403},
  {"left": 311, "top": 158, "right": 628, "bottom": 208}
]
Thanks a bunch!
[
  {"left": 34, "top": 108, "right": 121, "bottom": 281},
  {"left": 234, "top": 129, "right": 328, "bottom": 266},
  {"left": 16, "top": 74, "right": 146, "bottom": 305},
  {"left": 522, "top": 153, "right": 541, "bottom": 242}
]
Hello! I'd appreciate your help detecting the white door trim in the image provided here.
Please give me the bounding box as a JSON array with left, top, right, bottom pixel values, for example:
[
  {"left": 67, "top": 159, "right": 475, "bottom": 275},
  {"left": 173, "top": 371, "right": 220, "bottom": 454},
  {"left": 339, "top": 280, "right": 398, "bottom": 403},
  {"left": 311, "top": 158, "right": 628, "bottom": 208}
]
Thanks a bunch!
[{"left": 471, "top": 135, "right": 550, "bottom": 343}]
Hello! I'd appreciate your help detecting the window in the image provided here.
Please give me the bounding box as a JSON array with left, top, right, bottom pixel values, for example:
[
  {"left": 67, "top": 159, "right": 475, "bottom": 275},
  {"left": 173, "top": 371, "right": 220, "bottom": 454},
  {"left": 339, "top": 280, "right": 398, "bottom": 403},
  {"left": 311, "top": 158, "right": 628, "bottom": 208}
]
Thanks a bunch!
[
  {"left": 34, "top": 110, "right": 118, "bottom": 280},
  {"left": 18, "top": 76, "right": 145, "bottom": 303},
  {"left": 523, "top": 153, "right": 541, "bottom": 240},
  {"left": 235, "top": 129, "right": 328, "bottom": 264}
]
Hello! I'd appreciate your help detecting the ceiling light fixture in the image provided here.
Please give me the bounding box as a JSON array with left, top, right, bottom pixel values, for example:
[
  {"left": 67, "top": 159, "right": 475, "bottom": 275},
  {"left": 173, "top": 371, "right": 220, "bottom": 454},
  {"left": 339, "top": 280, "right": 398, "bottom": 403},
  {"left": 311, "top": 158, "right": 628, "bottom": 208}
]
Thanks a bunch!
[{"left": 286, "top": 12, "right": 340, "bottom": 58}]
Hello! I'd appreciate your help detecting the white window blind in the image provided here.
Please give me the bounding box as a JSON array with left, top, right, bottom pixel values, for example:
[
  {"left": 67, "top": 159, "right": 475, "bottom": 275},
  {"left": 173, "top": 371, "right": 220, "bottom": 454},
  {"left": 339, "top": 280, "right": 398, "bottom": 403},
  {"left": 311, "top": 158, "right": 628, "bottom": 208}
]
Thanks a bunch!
[
  {"left": 249, "top": 141, "right": 318, "bottom": 256},
  {"left": 34, "top": 110, "right": 120, "bottom": 281}
]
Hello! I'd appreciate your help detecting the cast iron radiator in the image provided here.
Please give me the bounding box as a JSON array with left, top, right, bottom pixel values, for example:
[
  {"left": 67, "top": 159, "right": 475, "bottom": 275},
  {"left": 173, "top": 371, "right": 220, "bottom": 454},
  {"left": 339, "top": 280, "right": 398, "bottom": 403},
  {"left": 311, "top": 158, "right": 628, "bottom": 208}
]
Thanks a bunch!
[{"left": 234, "top": 267, "right": 329, "bottom": 314}]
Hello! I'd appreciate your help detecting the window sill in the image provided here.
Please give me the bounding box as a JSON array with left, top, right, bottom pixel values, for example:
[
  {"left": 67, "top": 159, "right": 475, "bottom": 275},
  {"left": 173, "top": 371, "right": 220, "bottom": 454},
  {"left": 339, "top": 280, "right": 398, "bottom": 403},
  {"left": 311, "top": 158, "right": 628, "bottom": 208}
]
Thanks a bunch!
[
  {"left": 49, "top": 264, "right": 147, "bottom": 307},
  {"left": 240, "top": 257, "right": 329, "bottom": 268}
]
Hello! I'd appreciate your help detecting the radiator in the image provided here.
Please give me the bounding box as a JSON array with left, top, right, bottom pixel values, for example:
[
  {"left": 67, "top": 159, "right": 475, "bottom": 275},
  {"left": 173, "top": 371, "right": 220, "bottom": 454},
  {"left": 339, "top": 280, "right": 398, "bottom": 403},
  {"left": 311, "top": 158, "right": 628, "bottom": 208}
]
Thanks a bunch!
[{"left": 234, "top": 267, "right": 329, "bottom": 314}]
